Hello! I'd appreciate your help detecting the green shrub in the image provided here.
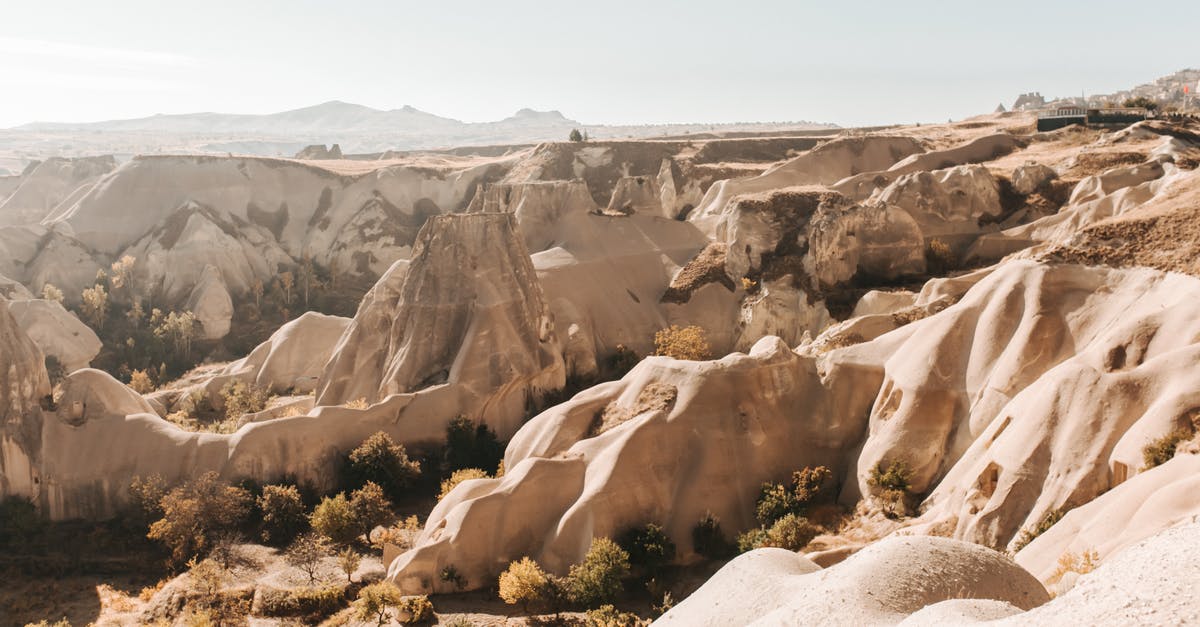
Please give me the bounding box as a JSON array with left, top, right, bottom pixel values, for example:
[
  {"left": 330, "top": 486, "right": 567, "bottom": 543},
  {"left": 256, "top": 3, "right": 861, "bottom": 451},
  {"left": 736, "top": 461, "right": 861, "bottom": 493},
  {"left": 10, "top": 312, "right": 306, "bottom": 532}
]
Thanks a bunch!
[
  {"left": 349, "top": 481, "right": 393, "bottom": 538},
  {"left": 566, "top": 537, "right": 631, "bottom": 608},
  {"left": 355, "top": 582, "right": 403, "bottom": 625},
  {"left": 220, "top": 379, "right": 269, "bottom": 420},
  {"left": 692, "top": 512, "right": 734, "bottom": 560},
  {"left": 440, "top": 564, "right": 467, "bottom": 590},
  {"left": 755, "top": 465, "right": 833, "bottom": 526},
  {"left": 617, "top": 523, "right": 676, "bottom": 577},
  {"left": 762, "top": 514, "right": 820, "bottom": 551},
  {"left": 498, "top": 556, "right": 550, "bottom": 611},
  {"left": 285, "top": 532, "right": 331, "bottom": 583},
  {"left": 1012, "top": 509, "right": 1065, "bottom": 553},
  {"left": 397, "top": 594, "right": 434, "bottom": 624},
  {"left": 443, "top": 415, "right": 504, "bottom": 476},
  {"left": 586, "top": 604, "right": 645, "bottom": 627},
  {"left": 1142, "top": 428, "right": 1190, "bottom": 470},
  {"left": 257, "top": 584, "right": 346, "bottom": 617},
  {"left": 258, "top": 484, "right": 307, "bottom": 546},
  {"left": 343, "top": 432, "right": 421, "bottom": 501},
  {"left": 869, "top": 460, "right": 913, "bottom": 519},
  {"left": 310, "top": 494, "right": 358, "bottom": 545},
  {"left": 736, "top": 527, "right": 770, "bottom": 553}
]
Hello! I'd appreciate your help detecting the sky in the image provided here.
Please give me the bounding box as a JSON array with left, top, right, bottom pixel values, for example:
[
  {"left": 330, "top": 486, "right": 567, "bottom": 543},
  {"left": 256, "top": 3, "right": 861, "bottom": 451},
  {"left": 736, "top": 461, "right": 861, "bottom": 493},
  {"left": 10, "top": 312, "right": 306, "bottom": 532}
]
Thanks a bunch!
[{"left": 1, "top": 0, "right": 1197, "bottom": 129}]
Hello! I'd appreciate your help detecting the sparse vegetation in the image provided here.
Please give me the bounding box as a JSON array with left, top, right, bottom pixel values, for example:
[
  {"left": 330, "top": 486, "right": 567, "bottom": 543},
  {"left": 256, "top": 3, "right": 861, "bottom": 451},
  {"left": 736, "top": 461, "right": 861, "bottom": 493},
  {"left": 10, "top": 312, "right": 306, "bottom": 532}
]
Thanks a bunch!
[
  {"left": 439, "top": 467, "right": 489, "bottom": 499},
  {"left": 440, "top": 564, "right": 467, "bottom": 590},
  {"left": 220, "top": 379, "right": 270, "bottom": 420},
  {"left": 566, "top": 537, "right": 631, "bottom": 608},
  {"left": 258, "top": 484, "right": 308, "bottom": 545},
  {"left": 924, "top": 238, "right": 956, "bottom": 275},
  {"left": 40, "top": 283, "right": 64, "bottom": 303},
  {"left": 310, "top": 493, "right": 359, "bottom": 545},
  {"left": 80, "top": 284, "right": 109, "bottom": 330},
  {"left": 1123, "top": 96, "right": 1159, "bottom": 111},
  {"left": 1049, "top": 548, "right": 1100, "bottom": 585},
  {"left": 692, "top": 512, "right": 734, "bottom": 559},
  {"left": 1142, "top": 428, "right": 1190, "bottom": 470},
  {"left": 285, "top": 532, "right": 331, "bottom": 583},
  {"left": 499, "top": 556, "right": 550, "bottom": 611},
  {"left": 348, "top": 481, "right": 393, "bottom": 539},
  {"left": 338, "top": 547, "right": 362, "bottom": 582},
  {"left": 869, "top": 460, "right": 914, "bottom": 519},
  {"left": 586, "top": 604, "right": 646, "bottom": 627},
  {"left": 355, "top": 582, "right": 404, "bottom": 626},
  {"left": 443, "top": 415, "right": 505, "bottom": 476},
  {"left": 128, "top": 368, "right": 155, "bottom": 393},
  {"left": 569, "top": 128, "right": 584, "bottom": 142},
  {"left": 653, "top": 324, "right": 712, "bottom": 360},
  {"left": 617, "top": 523, "right": 676, "bottom": 579},
  {"left": 146, "top": 472, "right": 252, "bottom": 565},
  {"left": 397, "top": 594, "right": 434, "bottom": 624},
  {"left": 1012, "top": 508, "right": 1065, "bottom": 553},
  {"left": 343, "top": 431, "right": 421, "bottom": 501}
]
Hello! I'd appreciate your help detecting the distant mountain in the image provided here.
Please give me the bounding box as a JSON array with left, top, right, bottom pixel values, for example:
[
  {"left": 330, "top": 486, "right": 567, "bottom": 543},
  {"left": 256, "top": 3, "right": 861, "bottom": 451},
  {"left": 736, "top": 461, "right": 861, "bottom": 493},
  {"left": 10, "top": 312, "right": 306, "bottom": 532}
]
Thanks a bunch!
[{"left": 3, "top": 101, "right": 836, "bottom": 160}]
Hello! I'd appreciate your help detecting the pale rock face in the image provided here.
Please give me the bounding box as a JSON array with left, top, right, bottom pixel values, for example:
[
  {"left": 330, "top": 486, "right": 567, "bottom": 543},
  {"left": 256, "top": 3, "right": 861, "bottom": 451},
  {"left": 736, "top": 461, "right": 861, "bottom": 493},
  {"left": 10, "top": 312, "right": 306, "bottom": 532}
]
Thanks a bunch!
[
  {"left": 7, "top": 299, "right": 102, "bottom": 372},
  {"left": 0, "top": 298, "right": 50, "bottom": 501},
  {"left": 657, "top": 536, "right": 1048, "bottom": 626},
  {"left": 123, "top": 202, "right": 293, "bottom": 302},
  {"left": 1015, "top": 453, "right": 1200, "bottom": 584},
  {"left": 25, "top": 229, "right": 103, "bottom": 304},
  {"left": 832, "top": 133, "right": 1022, "bottom": 201},
  {"left": 319, "top": 213, "right": 565, "bottom": 437},
  {"left": 0, "top": 156, "right": 117, "bottom": 226},
  {"left": 1011, "top": 162, "right": 1058, "bottom": 196},
  {"left": 186, "top": 265, "right": 234, "bottom": 341},
  {"left": 386, "top": 335, "right": 882, "bottom": 593},
  {"left": 733, "top": 278, "right": 832, "bottom": 351},
  {"left": 803, "top": 201, "right": 926, "bottom": 288},
  {"left": 869, "top": 262, "right": 1200, "bottom": 551},
  {"left": 467, "top": 180, "right": 598, "bottom": 251},
  {"left": 852, "top": 290, "right": 918, "bottom": 318},
  {"left": 220, "top": 311, "right": 351, "bottom": 394},
  {"left": 0, "top": 273, "right": 33, "bottom": 300},
  {"left": 690, "top": 136, "right": 925, "bottom": 229},
  {"left": 606, "top": 175, "right": 663, "bottom": 215},
  {"left": 870, "top": 164, "right": 1002, "bottom": 241}
]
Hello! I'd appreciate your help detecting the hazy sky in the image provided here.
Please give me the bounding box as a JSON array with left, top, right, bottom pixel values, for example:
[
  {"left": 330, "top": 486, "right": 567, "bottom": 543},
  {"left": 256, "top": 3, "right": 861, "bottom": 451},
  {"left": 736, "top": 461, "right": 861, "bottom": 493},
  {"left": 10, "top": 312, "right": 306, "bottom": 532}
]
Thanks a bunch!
[{"left": 1, "top": 0, "right": 1196, "bottom": 128}]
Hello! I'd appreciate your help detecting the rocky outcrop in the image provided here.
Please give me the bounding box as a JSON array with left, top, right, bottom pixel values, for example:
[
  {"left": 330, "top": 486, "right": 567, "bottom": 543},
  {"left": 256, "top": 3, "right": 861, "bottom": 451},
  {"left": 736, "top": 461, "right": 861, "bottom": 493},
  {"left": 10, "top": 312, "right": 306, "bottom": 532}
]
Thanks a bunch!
[
  {"left": 467, "top": 180, "right": 598, "bottom": 251},
  {"left": 294, "top": 144, "right": 343, "bottom": 160},
  {"left": 7, "top": 298, "right": 102, "bottom": 372},
  {"left": 657, "top": 536, "right": 1048, "bottom": 625},
  {"left": 0, "top": 297, "right": 50, "bottom": 501},
  {"left": 318, "top": 213, "right": 565, "bottom": 436},
  {"left": 220, "top": 311, "right": 352, "bottom": 394},
  {"left": 690, "top": 136, "right": 925, "bottom": 229},
  {"left": 870, "top": 165, "right": 1003, "bottom": 242},
  {"left": 1012, "top": 162, "right": 1058, "bottom": 196},
  {"left": 0, "top": 155, "right": 117, "bottom": 226},
  {"left": 386, "top": 335, "right": 881, "bottom": 593},
  {"left": 186, "top": 265, "right": 234, "bottom": 340}
]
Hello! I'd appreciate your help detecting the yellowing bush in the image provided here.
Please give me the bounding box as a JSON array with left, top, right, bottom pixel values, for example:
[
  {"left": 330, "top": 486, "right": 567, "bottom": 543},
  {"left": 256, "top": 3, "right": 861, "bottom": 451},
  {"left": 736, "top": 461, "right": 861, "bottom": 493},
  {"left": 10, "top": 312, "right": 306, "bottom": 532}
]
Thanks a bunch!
[{"left": 653, "top": 325, "right": 712, "bottom": 361}]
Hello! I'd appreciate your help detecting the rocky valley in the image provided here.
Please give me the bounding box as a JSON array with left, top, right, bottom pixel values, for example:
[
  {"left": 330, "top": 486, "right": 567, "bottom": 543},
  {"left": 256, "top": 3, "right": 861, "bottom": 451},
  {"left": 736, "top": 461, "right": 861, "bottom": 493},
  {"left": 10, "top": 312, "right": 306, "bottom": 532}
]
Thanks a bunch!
[{"left": 3, "top": 40, "right": 1200, "bottom": 626}]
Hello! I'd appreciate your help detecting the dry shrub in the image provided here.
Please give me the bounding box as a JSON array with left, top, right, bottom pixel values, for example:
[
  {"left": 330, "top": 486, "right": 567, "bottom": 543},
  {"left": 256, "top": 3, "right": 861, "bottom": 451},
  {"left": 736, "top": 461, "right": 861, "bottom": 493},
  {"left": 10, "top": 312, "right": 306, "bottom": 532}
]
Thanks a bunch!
[
  {"left": 653, "top": 325, "right": 712, "bottom": 360},
  {"left": 438, "top": 468, "right": 489, "bottom": 499},
  {"left": 1142, "top": 428, "right": 1190, "bottom": 470},
  {"left": 1049, "top": 548, "right": 1100, "bottom": 585},
  {"left": 372, "top": 515, "right": 421, "bottom": 551},
  {"left": 343, "top": 398, "right": 369, "bottom": 410}
]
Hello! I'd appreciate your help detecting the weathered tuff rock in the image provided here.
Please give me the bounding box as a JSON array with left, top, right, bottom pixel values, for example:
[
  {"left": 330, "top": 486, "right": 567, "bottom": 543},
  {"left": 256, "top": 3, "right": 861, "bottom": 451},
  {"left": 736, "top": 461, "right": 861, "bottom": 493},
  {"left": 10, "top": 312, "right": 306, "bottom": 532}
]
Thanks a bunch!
[
  {"left": 318, "top": 213, "right": 565, "bottom": 437},
  {"left": 657, "top": 536, "right": 1048, "bottom": 626},
  {"left": 1012, "top": 162, "right": 1058, "bottom": 196},
  {"left": 0, "top": 155, "right": 117, "bottom": 226},
  {"left": 7, "top": 298, "right": 102, "bottom": 372},
  {"left": 294, "top": 143, "right": 343, "bottom": 160},
  {"left": 385, "top": 259, "right": 1200, "bottom": 594},
  {"left": 0, "top": 297, "right": 50, "bottom": 500},
  {"left": 870, "top": 164, "right": 1003, "bottom": 242},
  {"left": 186, "top": 265, "right": 234, "bottom": 341},
  {"left": 219, "top": 311, "right": 351, "bottom": 394}
]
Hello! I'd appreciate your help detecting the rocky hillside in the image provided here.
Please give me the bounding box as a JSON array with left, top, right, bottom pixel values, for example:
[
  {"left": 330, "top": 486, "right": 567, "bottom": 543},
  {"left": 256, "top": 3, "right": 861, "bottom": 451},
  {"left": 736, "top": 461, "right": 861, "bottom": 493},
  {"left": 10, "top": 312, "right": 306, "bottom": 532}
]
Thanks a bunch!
[{"left": 3, "top": 110, "right": 1200, "bottom": 625}]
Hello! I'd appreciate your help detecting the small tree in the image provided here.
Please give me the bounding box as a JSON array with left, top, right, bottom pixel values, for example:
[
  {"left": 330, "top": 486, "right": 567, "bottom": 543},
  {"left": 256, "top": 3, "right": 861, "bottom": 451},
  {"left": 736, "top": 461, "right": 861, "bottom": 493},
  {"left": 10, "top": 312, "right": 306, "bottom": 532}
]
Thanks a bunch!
[
  {"left": 129, "top": 474, "right": 167, "bottom": 528},
  {"left": 110, "top": 255, "right": 136, "bottom": 291},
  {"left": 80, "top": 284, "right": 109, "bottom": 330},
  {"left": 566, "top": 537, "right": 630, "bottom": 608},
  {"left": 311, "top": 493, "right": 358, "bottom": 545},
  {"left": 286, "top": 532, "right": 331, "bottom": 584},
  {"left": 618, "top": 523, "right": 675, "bottom": 579},
  {"left": 258, "top": 484, "right": 307, "bottom": 546},
  {"left": 154, "top": 310, "right": 198, "bottom": 361},
  {"left": 126, "top": 299, "right": 145, "bottom": 330},
  {"left": 568, "top": 128, "right": 584, "bottom": 142},
  {"left": 349, "top": 481, "right": 393, "bottom": 540},
  {"left": 128, "top": 369, "right": 155, "bottom": 394},
  {"left": 41, "top": 283, "right": 64, "bottom": 303},
  {"left": 344, "top": 431, "right": 421, "bottom": 501},
  {"left": 1124, "top": 96, "right": 1159, "bottom": 111},
  {"left": 355, "top": 582, "right": 403, "bottom": 626},
  {"left": 338, "top": 547, "right": 362, "bottom": 583},
  {"left": 279, "top": 271, "right": 295, "bottom": 305},
  {"left": 653, "top": 325, "right": 712, "bottom": 360},
  {"left": 443, "top": 415, "right": 504, "bottom": 475},
  {"left": 498, "top": 556, "right": 549, "bottom": 612},
  {"left": 147, "top": 472, "right": 252, "bottom": 565}
]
